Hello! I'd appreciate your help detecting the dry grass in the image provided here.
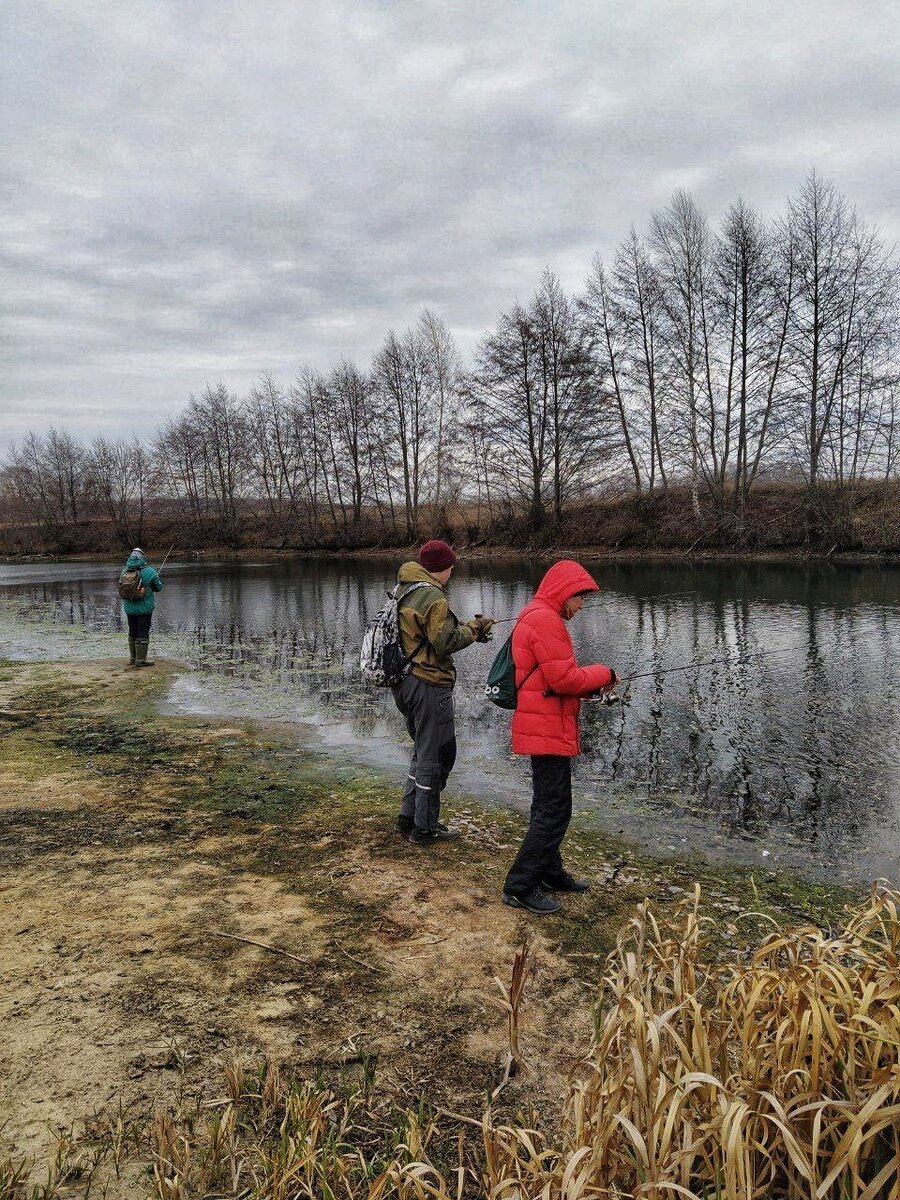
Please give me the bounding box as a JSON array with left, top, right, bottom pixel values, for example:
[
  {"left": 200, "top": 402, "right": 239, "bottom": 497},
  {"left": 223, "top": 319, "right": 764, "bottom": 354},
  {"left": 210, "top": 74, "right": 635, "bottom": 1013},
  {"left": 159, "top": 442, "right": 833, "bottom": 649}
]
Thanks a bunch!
[
  {"left": 474, "top": 882, "right": 900, "bottom": 1199},
  {"left": 2, "top": 886, "right": 898, "bottom": 1199},
  {"left": 490, "top": 936, "right": 532, "bottom": 1101}
]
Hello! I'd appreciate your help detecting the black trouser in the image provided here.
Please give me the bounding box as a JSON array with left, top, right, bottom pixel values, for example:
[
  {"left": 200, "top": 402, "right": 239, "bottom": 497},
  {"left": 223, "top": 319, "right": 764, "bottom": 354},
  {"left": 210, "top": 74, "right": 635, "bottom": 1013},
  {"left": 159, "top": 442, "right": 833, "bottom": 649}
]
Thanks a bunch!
[
  {"left": 504, "top": 755, "right": 573, "bottom": 895},
  {"left": 126, "top": 612, "right": 153, "bottom": 639},
  {"left": 392, "top": 673, "right": 457, "bottom": 832}
]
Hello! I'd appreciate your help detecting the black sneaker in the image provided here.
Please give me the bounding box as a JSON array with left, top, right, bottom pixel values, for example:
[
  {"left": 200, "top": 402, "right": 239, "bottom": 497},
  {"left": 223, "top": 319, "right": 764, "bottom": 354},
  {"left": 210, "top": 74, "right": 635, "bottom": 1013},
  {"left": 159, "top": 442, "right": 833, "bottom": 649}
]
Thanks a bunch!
[
  {"left": 395, "top": 814, "right": 414, "bottom": 835},
  {"left": 502, "top": 887, "right": 561, "bottom": 915},
  {"left": 540, "top": 872, "right": 590, "bottom": 893},
  {"left": 408, "top": 824, "right": 461, "bottom": 845}
]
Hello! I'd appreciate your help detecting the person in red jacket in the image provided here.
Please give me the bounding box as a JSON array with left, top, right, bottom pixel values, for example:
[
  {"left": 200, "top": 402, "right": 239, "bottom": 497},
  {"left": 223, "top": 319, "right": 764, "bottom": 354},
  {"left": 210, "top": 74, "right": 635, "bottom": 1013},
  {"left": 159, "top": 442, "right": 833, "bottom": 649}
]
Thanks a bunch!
[{"left": 502, "top": 560, "right": 617, "bottom": 915}]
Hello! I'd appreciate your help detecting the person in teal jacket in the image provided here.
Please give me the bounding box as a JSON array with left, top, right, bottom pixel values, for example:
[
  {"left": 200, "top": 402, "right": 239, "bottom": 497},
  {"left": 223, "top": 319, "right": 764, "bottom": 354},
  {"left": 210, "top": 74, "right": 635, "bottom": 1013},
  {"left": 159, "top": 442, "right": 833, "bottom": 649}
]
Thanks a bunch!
[{"left": 120, "top": 548, "right": 163, "bottom": 667}]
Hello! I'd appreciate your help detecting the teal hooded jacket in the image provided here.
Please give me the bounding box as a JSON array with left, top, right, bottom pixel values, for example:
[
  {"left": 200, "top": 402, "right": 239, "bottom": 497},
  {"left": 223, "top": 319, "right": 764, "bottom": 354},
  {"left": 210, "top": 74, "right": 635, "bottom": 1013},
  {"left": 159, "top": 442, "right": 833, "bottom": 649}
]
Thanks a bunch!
[{"left": 121, "top": 551, "right": 163, "bottom": 615}]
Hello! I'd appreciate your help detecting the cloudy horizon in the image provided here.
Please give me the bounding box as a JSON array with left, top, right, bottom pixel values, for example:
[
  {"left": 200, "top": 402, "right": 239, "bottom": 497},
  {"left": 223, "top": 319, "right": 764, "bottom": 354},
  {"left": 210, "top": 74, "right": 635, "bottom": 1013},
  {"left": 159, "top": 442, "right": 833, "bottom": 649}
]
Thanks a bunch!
[{"left": 2, "top": 0, "right": 898, "bottom": 451}]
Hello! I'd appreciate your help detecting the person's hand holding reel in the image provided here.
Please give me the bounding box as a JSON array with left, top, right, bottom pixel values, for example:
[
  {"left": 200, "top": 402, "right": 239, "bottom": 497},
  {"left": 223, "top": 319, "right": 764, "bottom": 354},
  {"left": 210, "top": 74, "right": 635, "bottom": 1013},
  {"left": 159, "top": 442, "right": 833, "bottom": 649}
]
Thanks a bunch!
[
  {"left": 588, "top": 668, "right": 622, "bottom": 706},
  {"left": 472, "top": 614, "right": 496, "bottom": 643}
]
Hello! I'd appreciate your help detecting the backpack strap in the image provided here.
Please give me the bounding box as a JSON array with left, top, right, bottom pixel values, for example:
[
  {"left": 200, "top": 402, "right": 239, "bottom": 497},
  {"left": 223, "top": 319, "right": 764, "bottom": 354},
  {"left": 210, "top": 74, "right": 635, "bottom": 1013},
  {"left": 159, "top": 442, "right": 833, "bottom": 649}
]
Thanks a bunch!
[
  {"left": 512, "top": 618, "right": 542, "bottom": 692},
  {"left": 519, "top": 662, "right": 540, "bottom": 689},
  {"left": 392, "top": 581, "right": 433, "bottom": 602},
  {"left": 393, "top": 581, "right": 434, "bottom": 671}
]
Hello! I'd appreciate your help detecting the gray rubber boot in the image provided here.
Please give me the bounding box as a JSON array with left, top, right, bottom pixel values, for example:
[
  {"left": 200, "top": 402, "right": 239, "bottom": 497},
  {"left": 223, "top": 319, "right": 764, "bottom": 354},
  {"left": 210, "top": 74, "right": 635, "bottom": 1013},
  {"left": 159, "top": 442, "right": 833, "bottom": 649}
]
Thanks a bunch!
[
  {"left": 134, "top": 639, "right": 155, "bottom": 667},
  {"left": 128, "top": 636, "right": 136, "bottom": 666}
]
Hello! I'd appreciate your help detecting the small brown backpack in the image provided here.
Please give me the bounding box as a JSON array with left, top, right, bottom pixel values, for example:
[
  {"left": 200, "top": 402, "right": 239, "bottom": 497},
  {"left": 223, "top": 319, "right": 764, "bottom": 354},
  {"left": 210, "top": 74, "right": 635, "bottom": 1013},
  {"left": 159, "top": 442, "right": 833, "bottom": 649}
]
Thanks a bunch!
[{"left": 117, "top": 567, "right": 146, "bottom": 601}]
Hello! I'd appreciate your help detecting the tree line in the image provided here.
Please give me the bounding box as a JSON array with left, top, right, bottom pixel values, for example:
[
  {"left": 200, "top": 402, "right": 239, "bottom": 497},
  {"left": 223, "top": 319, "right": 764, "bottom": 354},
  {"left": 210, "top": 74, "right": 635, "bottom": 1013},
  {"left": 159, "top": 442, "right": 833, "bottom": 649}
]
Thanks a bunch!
[{"left": 2, "top": 172, "right": 898, "bottom": 551}]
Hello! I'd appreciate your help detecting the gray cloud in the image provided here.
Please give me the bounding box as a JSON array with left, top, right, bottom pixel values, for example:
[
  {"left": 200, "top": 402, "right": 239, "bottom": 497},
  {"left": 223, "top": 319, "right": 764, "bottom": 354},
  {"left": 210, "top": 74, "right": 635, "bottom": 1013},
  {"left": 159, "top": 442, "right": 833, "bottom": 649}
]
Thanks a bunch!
[{"left": 1, "top": 0, "right": 898, "bottom": 447}]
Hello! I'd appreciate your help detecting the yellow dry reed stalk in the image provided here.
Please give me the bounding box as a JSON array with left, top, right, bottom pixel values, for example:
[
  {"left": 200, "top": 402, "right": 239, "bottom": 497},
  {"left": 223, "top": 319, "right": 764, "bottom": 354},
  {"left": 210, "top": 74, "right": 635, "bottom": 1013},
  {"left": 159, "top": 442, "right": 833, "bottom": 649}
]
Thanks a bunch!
[
  {"left": 475, "top": 882, "right": 900, "bottom": 1200},
  {"left": 18, "top": 889, "right": 896, "bottom": 1200},
  {"left": 150, "top": 1111, "right": 192, "bottom": 1200},
  {"left": 492, "top": 936, "right": 533, "bottom": 1100}
]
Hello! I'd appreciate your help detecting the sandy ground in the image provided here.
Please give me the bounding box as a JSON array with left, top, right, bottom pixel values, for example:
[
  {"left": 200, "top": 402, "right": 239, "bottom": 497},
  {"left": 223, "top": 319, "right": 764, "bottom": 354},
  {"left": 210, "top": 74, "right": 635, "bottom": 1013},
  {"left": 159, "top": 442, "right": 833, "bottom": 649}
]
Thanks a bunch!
[{"left": 0, "top": 659, "right": 597, "bottom": 1176}]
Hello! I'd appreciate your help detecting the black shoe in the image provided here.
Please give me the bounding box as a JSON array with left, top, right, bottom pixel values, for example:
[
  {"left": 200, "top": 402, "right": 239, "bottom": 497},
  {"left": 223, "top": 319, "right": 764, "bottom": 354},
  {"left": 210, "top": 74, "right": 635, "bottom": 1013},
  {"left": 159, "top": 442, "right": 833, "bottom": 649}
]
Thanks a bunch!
[
  {"left": 395, "top": 814, "right": 414, "bottom": 835},
  {"left": 540, "top": 872, "right": 590, "bottom": 893},
  {"left": 408, "top": 824, "right": 461, "bottom": 845},
  {"left": 502, "top": 887, "right": 561, "bottom": 915}
]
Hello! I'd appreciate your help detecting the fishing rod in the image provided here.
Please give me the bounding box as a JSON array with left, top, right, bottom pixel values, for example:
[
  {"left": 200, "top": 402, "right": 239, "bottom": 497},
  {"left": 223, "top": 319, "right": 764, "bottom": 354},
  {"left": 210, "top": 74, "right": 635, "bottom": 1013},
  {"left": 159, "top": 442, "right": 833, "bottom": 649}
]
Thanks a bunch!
[
  {"left": 617, "top": 636, "right": 814, "bottom": 684},
  {"left": 155, "top": 543, "right": 176, "bottom": 575},
  {"left": 581, "top": 638, "right": 812, "bottom": 706},
  {"left": 584, "top": 616, "right": 895, "bottom": 704}
]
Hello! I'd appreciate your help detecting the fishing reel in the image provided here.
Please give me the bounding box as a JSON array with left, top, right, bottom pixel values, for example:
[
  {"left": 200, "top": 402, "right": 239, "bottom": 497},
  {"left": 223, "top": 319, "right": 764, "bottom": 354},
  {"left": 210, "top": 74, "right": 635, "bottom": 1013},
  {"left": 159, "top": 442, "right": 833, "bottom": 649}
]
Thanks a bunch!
[{"left": 543, "top": 687, "right": 624, "bottom": 706}]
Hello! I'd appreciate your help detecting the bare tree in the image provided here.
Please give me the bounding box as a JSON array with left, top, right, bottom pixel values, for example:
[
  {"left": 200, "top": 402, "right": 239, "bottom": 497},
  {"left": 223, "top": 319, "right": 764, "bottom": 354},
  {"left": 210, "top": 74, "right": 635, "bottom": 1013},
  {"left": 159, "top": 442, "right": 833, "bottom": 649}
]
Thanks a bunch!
[
  {"left": 3, "top": 429, "right": 87, "bottom": 538},
  {"left": 714, "top": 199, "right": 793, "bottom": 523},
  {"left": 650, "top": 190, "right": 712, "bottom": 518},
  {"left": 469, "top": 274, "right": 601, "bottom": 528},
  {"left": 534, "top": 269, "right": 603, "bottom": 521},
  {"left": 329, "top": 360, "right": 372, "bottom": 524},
  {"left": 372, "top": 328, "right": 432, "bottom": 540},
  {"left": 87, "top": 435, "right": 153, "bottom": 544},
  {"left": 245, "top": 373, "right": 303, "bottom": 529},
  {"left": 613, "top": 230, "right": 668, "bottom": 493},
  {"left": 786, "top": 173, "right": 863, "bottom": 485},
  {"left": 581, "top": 253, "right": 644, "bottom": 494},
  {"left": 468, "top": 301, "right": 548, "bottom": 527},
  {"left": 418, "top": 309, "right": 461, "bottom": 512}
]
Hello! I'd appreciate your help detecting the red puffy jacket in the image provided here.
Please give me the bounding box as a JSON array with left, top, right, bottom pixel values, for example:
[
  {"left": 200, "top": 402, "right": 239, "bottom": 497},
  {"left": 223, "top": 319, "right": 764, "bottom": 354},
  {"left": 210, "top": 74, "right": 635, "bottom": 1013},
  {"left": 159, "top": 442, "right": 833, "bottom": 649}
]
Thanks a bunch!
[{"left": 511, "top": 560, "right": 614, "bottom": 757}]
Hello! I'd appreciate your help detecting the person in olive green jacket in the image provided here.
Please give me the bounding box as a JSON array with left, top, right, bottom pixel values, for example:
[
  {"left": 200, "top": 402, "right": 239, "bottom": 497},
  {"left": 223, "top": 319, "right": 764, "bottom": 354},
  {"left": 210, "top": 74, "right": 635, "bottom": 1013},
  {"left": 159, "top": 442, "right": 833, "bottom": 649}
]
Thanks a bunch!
[{"left": 393, "top": 540, "right": 494, "bottom": 845}]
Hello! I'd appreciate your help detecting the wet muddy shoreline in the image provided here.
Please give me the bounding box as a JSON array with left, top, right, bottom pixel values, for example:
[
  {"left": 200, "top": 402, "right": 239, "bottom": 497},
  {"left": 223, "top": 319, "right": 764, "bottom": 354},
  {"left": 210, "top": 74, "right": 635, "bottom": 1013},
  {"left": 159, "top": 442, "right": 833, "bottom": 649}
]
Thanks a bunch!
[{"left": 0, "top": 656, "right": 858, "bottom": 1175}]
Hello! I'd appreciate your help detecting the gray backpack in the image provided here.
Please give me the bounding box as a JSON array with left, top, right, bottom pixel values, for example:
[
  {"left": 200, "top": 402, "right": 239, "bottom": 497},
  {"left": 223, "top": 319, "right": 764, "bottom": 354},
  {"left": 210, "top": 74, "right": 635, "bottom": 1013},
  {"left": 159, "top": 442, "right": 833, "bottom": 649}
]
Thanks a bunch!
[{"left": 359, "top": 582, "right": 430, "bottom": 687}]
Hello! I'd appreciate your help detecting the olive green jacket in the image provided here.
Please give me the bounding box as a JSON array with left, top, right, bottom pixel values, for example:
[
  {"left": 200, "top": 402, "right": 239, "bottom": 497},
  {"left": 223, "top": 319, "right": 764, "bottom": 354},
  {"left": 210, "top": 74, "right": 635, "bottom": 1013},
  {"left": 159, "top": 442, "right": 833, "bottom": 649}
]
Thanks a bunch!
[{"left": 396, "top": 562, "right": 478, "bottom": 688}]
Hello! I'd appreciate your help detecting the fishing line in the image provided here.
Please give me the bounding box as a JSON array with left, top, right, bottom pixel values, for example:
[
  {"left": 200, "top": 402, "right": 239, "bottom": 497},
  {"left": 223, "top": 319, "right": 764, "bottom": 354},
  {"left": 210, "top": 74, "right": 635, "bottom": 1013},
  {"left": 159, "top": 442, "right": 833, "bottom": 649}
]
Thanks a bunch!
[
  {"left": 583, "top": 614, "right": 896, "bottom": 705},
  {"left": 618, "top": 611, "right": 897, "bottom": 685}
]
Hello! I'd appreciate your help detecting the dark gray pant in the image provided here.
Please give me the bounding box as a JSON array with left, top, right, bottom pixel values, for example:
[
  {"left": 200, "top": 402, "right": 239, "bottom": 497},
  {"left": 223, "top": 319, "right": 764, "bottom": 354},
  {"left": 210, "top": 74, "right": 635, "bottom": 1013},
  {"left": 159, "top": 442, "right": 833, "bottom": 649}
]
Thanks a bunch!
[
  {"left": 126, "top": 612, "right": 153, "bottom": 639},
  {"left": 392, "top": 674, "right": 457, "bottom": 832},
  {"left": 504, "top": 755, "right": 572, "bottom": 895}
]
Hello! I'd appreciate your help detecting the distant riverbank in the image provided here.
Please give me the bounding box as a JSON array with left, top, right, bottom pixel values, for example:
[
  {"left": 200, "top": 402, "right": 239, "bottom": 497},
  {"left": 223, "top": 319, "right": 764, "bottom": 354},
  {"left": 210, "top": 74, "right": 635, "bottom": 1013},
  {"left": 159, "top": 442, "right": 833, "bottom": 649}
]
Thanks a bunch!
[
  {"left": 5, "top": 543, "right": 900, "bottom": 566},
  {"left": 5, "top": 479, "right": 900, "bottom": 561}
]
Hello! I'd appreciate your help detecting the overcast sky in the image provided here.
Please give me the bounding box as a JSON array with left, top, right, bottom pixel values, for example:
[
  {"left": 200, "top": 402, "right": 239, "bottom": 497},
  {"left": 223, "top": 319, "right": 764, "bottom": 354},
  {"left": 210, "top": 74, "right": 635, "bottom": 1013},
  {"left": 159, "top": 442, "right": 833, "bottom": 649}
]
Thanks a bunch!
[{"left": 2, "top": 0, "right": 898, "bottom": 450}]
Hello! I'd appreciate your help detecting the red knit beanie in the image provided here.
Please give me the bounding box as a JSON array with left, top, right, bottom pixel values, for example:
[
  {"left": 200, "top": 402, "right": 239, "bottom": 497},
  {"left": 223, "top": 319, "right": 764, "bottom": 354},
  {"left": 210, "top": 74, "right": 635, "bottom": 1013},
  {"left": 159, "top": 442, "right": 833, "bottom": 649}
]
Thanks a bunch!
[{"left": 419, "top": 539, "right": 458, "bottom": 573}]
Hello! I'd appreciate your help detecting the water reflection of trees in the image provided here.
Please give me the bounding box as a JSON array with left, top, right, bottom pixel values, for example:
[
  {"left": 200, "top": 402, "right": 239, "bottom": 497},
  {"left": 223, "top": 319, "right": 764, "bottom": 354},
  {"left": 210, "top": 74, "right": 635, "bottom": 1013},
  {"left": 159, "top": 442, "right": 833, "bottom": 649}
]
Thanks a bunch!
[
  {"left": 576, "top": 579, "right": 898, "bottom": 863},
  {"left": 4, "top": 559, "right": 900, "bottom": 871}
]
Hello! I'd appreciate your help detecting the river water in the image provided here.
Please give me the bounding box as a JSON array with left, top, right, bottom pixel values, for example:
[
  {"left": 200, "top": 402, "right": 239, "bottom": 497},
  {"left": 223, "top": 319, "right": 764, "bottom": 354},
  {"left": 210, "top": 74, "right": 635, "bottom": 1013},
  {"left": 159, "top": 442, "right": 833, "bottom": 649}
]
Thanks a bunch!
[{"left": 1, "top": 555, "right": 899, "bottom": 885}]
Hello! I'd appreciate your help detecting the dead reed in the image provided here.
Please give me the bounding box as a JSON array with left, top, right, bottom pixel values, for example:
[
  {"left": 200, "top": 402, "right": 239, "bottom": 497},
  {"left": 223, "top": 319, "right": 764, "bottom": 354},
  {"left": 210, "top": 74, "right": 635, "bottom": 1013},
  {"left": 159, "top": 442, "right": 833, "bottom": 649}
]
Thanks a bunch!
[
  {"left": 2, "top": 886, "right": 898, "bottom": 1198},
  {"left": 476, "top": 882, "right": 900, "bottom": 1199}
]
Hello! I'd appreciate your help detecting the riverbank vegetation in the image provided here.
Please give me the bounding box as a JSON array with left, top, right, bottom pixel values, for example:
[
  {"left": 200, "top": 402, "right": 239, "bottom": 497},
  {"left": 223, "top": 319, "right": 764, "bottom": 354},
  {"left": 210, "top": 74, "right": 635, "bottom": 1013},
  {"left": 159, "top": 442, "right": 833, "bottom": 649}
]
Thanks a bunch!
[
  {"left": 1, "top": 657, "right": 898, "bottom": 1197},
  {"left": 2, "top": 172, "right": 899, "bottom": 558}
]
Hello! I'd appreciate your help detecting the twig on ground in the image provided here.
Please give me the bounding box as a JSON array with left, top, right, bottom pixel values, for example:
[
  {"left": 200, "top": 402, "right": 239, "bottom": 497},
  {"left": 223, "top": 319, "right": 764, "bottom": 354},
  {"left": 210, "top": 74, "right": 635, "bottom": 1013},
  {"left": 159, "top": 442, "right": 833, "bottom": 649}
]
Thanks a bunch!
[
  {"left": 337, "top": 946, "right": 385, "bottom": 974},
  {"left": 436, "top": 1107, "right": 486, "bottom": 1129},
  {"left": 204, "top": 928, "right": 309, "bottom": 965}
]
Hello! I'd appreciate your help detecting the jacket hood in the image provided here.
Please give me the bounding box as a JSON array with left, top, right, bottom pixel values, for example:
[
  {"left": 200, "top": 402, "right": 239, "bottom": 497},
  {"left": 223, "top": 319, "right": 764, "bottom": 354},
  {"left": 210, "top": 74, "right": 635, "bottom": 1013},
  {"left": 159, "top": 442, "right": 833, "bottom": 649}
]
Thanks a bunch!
[
  {"left": 534, "top": 560, "right": 599, "bottom": 613},
  {"left": 126, "top": 552, "right": 148, "bottom": 569},
  {"left": 397, "top": 561, "right": 444, "bottom": 588}
]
